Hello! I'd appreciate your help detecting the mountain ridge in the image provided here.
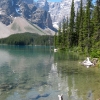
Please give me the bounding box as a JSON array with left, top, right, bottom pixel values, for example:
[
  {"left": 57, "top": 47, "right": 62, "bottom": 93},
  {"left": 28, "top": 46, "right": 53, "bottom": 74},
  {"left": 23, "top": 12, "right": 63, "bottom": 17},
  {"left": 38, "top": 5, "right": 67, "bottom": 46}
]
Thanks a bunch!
[
  {"left": 36, "top": 0, "right": 87, "bottom": 29},
  {"left": 0, "top": 0, "right": 54, "bottom": 29},
  {"left": 0, "top": 17, "right": 55, "bottom": 38},
  {"left": 0, "top": 0, "right": 87, "bottom": 38}
]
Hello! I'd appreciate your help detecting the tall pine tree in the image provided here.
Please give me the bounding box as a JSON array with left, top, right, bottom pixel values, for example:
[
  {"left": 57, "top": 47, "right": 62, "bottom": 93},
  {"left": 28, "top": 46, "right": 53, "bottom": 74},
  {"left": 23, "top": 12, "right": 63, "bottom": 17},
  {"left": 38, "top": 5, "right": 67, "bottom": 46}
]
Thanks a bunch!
[
  {"left": 82, "top": 0, "right": 93, "bottom": 53},
  {"left": 69, "top": 0, "right": 75, "bottom": 47},
  {"left": 75, "top": 9, "right": 80, "bottom": 46},
  {"left": 78, "top": 0, "right": 84, "bottom": 51},
  {"left": 92, "top": 0, "right": 100, "bottom": 50}
]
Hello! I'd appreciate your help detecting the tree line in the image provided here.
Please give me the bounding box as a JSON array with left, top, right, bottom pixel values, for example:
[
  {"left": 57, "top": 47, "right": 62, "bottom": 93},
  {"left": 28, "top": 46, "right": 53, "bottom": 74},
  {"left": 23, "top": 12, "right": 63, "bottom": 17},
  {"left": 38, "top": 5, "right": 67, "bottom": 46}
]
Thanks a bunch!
[
  {"left": 54, "top": 0, "right": 100, "bottom": 57},
  {"left": 0, "top": 33, "right": 54, "bottom": 46}
]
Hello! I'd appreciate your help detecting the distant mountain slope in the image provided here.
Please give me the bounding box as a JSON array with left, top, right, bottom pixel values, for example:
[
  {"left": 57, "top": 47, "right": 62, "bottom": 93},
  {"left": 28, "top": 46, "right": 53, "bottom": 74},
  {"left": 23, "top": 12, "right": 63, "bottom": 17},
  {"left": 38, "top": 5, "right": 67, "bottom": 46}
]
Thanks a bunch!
[
  {"left": 44, "top": 28, "right": 55, "bottom": 35},
  {"left": 0, "top": 22, "right": 13, "bottom": 38},
  {"left": 8, "top": 17, "right": 48, "bottom": 35},
  {"left": 0, "top": 17, "right": 55, "bottom": 39}
]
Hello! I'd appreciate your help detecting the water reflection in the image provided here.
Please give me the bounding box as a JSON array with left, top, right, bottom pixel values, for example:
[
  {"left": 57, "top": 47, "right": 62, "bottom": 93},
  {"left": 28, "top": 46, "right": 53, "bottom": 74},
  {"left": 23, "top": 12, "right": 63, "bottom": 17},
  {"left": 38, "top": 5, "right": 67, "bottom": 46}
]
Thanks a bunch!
[
  {"left": 54, "top": 52, "right": 100, "bottom": 100},
  {"left": 0, "top": 46, "right": 100, "bottom": 100},
  {"left": 0, "top": 46, "right": 54, "bottom": 100},
  {"left": 47, "top": 62, "right": 83, "bottom": 100}
]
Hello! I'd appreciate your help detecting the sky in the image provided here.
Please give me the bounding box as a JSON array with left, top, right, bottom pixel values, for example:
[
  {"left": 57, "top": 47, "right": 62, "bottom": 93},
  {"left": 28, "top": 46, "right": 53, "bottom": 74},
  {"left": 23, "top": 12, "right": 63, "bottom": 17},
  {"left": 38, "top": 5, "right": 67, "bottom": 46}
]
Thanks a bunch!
[
  {"left": 46, "top": 0, "right": 96, "bottom": 3},
  {"left": 47, "top": 0, "right": 61, "bottom": 2},
  {"left": 34, "top": 0, "right": 61, "bottom": 2}
]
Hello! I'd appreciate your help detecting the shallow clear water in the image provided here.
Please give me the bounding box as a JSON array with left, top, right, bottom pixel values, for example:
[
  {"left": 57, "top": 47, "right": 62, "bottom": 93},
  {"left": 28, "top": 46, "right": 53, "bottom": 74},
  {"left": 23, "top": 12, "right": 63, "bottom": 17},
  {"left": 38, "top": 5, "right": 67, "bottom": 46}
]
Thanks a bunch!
[{"left": 0, "top": 45, "right": 100, "bottom": 100}]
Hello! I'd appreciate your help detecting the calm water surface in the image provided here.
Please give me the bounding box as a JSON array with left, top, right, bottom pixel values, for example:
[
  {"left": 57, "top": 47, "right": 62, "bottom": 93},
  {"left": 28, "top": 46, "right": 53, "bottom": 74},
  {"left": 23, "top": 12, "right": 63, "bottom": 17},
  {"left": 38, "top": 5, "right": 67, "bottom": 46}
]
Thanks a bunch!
[{"left": 0, "top": 45, "right": 100, "bottom": 100}]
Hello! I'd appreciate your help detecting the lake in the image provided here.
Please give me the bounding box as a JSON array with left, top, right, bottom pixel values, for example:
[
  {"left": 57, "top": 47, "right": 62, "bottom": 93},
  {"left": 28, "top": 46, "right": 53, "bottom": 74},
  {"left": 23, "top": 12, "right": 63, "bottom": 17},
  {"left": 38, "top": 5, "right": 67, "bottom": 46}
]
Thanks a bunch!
[{"left": 0, "top": 45, "right": 100, "bottom": 100}]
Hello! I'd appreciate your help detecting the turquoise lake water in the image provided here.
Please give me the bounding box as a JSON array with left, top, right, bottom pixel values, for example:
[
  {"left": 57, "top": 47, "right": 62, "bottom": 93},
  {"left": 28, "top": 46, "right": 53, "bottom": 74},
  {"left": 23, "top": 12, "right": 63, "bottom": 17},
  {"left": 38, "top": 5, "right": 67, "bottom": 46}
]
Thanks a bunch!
[{"left": 0, "top": 45, "right": 100, "bottom": 100}]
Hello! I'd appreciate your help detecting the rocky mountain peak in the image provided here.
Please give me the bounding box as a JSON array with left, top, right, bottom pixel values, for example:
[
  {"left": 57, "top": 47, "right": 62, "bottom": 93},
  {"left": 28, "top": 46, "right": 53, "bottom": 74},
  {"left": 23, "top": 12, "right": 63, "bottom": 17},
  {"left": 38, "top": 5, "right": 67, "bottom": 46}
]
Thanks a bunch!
[
  {"left": 36, "top": 0, "right": 49, "bottom": 11},
  {"left": 0, "top": 0, "right": 53, "bottom": 30},
  {"left": 37, "top": 0, "right": 86, "bottom": 29}
]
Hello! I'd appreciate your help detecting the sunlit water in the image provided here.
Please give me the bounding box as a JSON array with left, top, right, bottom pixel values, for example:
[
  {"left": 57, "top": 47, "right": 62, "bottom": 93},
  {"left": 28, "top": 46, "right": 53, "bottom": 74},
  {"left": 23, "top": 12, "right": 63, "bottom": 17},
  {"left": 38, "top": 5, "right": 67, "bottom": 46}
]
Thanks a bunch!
[{"left": 0, "top": 45, "right": 100, "bottom": 100}]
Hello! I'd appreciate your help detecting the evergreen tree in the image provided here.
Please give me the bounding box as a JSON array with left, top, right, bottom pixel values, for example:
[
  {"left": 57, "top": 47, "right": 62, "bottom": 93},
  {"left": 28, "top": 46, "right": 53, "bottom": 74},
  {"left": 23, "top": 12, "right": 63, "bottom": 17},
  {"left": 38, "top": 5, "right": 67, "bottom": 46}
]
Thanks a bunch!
[
  {"left": 65, "top": 16, "right": 70, "bottom": 48},
  {"left": 62, "top": 19, "right": 67, "bottom": 49},
  {"left": 75, "top": 9, "right": 80, "bottom": 46},
  {"left": 78, "top": 0, "right": 84, "bottom": 51},
  {"left": 55, "top": 0, "right": 100, "bottom": 57},
  {"left": 92, "top": 0, "right": 100, "bottom": 50},
  {"left": 58, "top": 23, "right": 62, "bottom": 48},
  {"left": 54, "top": 32, "right": 57, "bottom": 48},
  {"left": 82, "top": 0, "right": 93, "bottom": 53},
  {"left": 69, "top": 0, "right": 75, "bottom": 47}
]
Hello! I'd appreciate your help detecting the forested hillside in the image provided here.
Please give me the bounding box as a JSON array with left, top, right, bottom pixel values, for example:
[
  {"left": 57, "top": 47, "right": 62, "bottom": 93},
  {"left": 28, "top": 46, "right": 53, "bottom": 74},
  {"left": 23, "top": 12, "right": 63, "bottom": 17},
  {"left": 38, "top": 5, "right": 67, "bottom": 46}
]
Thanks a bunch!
[
  {"left": 0, "top": 33, "right": 54, "bottom": 46},
  {"left": 54, "top": 0, "right": 100, "bottom": 57}
]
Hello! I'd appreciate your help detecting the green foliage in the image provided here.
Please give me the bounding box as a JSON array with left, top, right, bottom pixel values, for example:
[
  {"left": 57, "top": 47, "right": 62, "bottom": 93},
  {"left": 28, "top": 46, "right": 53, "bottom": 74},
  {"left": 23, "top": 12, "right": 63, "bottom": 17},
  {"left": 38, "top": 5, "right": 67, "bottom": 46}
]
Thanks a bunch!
[
  {"left": 0, "top": 33, "right": 54, "bottom": 46},
  {"left": 69, "top": 0, "right": 75, "bottom": 47},
  {"left": 91, "top": 50, "right": 100, "bottom": 58},
  {"left": 54, "top": 0, "right": 100, "bottom": 58}
]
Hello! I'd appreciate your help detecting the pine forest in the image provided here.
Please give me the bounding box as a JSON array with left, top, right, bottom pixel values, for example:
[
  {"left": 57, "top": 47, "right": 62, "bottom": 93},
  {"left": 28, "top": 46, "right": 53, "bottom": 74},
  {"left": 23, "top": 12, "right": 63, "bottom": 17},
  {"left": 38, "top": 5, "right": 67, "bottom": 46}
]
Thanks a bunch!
[{"left": 54, "top": 0, "right": 100, "bottom": 58}]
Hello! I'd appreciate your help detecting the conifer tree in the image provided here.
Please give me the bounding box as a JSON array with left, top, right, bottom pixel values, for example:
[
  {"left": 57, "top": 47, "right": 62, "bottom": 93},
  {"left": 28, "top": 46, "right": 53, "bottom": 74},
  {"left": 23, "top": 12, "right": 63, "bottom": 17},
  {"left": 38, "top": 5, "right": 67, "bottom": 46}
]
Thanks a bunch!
[
  {"left": 92, "top": 0, "right": 100, "bottom": 50},
  {"left": 62, "top": 19, "right": 66, "bottom": 48},
  {"left": 65, "top": 17, "right": 70, "bottom": 48},
  {"left": 82, "top": 0, "right": 93, "bottom": 53},
  {"left": 75, "top": 9, "right": 80, "bottom": 46},
  {"left": 54, "top": 33, "right": 57, "bottom": 48},
  {"left": 58, "top": 23, "right": 62, "bottom": 48},
  {"left": 69, "top": 0, "right": 75, "bottom": 47},
  {"left": 55, "top": 0, "right": 100, "bottom": 56},
  {"left": 78, "top": 0, "right": 84, "bottom": 51}
]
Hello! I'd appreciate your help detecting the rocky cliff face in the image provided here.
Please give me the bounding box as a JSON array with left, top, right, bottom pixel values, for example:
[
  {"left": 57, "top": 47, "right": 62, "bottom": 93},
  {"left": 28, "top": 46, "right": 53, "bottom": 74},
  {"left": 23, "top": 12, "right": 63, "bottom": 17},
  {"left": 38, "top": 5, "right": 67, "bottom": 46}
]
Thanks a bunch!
[
  {"left": 31, "top": 8, "right": 53, "bottom": 29},
  {"left": 0, "top": 0, "right": 87, "bottom": 30},
  {"left": 36, "top": 0, "right": 49, "bottom": 11},
  {"left": 37, "top": 0, "right": 87, "bottom": 29},
  {"left": 0, "top": 0, "right": 17, "bottom": 25},
  {"left": 0, "top": 0, "right": 53, "bottom": 29}
]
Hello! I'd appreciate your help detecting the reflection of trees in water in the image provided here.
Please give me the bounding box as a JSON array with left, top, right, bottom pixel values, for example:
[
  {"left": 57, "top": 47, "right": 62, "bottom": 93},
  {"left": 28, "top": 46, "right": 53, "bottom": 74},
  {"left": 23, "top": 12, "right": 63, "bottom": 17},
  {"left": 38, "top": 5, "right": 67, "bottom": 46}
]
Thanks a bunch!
[
  {"left": 0, "top": 45, "right": 55, "bottom": 100},
  {"left": 0, "top": 58, "right": 52, "bottom": 100},
  {"left": 1, "top": 46, "right": 100, "bottom": 100},
  {"left": 54, "top": 52, "right": 100, "bottom": 100},
  {"left": 47, "top": 63, "right": 82, "bottom": 100},
  {"left": 54, "top": 52, "right": 80, "bottom": 62}
]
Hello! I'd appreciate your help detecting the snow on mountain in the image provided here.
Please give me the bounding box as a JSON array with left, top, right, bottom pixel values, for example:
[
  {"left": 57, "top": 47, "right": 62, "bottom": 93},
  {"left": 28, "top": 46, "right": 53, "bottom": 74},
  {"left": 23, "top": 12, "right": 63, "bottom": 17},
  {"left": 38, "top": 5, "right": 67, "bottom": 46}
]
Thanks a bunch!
[
  {"left": 37, "top": 0, "right": 87, "bottom": 29},
  {"left": 49, "top": 0, "right": 80, "bottom": 28},
  {"left": 36, "top": 0, "right": 49, "bottom": 11}
]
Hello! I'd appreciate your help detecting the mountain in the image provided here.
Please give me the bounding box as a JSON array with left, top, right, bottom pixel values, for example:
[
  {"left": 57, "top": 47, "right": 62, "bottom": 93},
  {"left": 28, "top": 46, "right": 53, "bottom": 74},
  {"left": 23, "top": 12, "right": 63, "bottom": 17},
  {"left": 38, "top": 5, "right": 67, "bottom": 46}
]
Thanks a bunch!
[
  {"left": 36, "top": 0, "right": 49, "bottom": 11},
  {"left": 0, "top": 22, "right": 13, "bottom": 38},
  {"left": 36, "top": 0, "right": 87, "bottom": 29},
  {"left": 0, "top": 17, "right": 55, "bottom": 38},
  {"left": 0, "top": 0, "right": 54, "bottom": 30},
  {"left": 0, "top": 0, "right": 87, "bottom": 38},
  {"left": 8, "top": 17, "right": 48, "bottom": 35}
]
